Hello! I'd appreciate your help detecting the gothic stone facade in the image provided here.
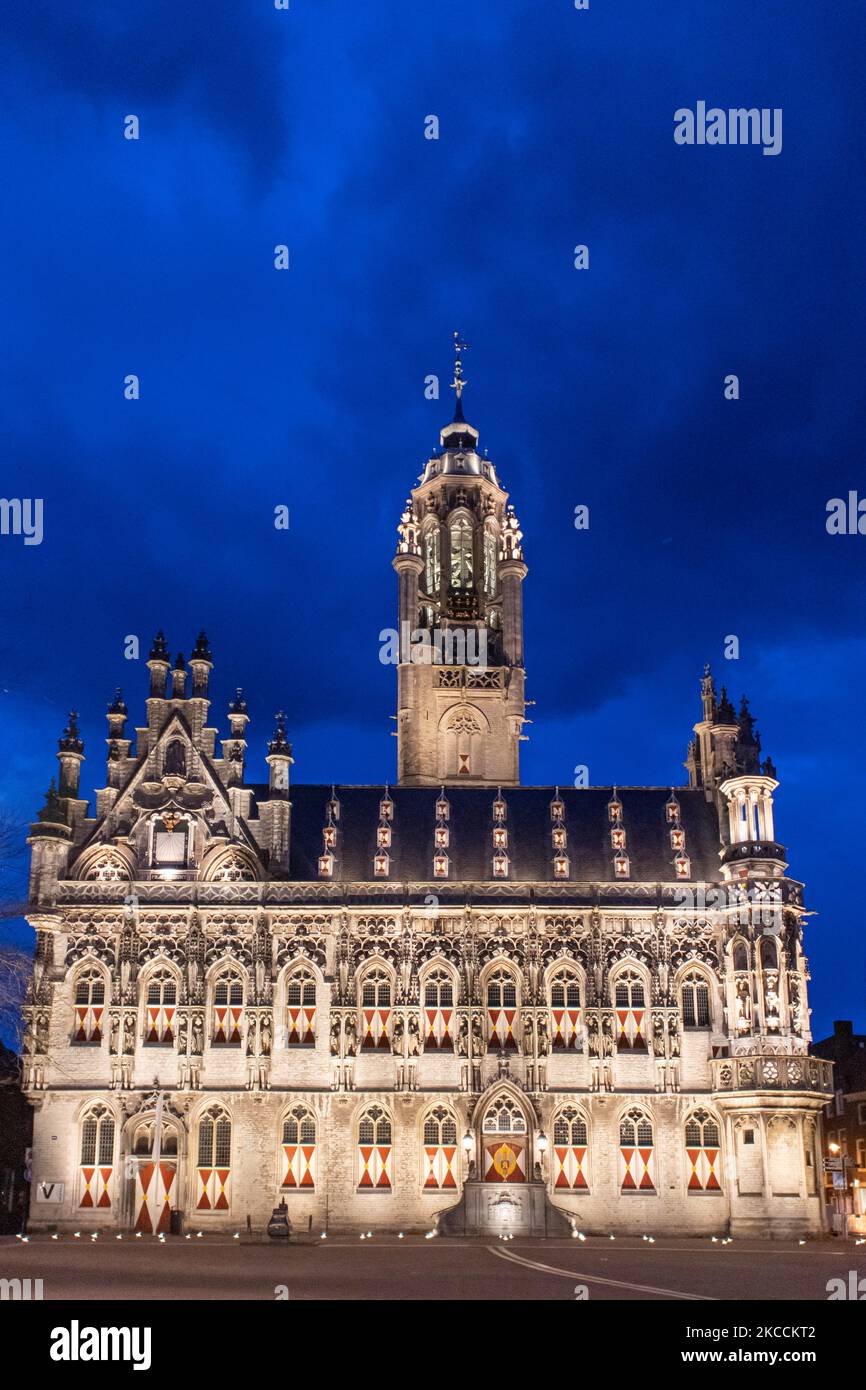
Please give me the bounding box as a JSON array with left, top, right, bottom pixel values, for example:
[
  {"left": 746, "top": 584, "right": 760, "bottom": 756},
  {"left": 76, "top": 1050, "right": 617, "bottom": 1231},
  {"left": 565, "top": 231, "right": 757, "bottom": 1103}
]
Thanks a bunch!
[{"left": 22, "top": 382, "right": 832, "bottom": 1238}]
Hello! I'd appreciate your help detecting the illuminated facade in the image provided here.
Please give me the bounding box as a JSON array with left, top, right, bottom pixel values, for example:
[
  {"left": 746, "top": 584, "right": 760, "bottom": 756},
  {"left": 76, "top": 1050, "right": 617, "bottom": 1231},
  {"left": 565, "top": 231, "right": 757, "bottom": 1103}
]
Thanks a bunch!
[{"left": 22, "top": 345, "right": 832, "bottom": 1237}]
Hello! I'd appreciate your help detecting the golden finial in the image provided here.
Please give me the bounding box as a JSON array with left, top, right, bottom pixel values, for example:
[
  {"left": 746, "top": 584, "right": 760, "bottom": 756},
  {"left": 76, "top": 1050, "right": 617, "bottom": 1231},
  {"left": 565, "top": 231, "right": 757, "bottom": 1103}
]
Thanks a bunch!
[{"left": 451, "top": 330, "right": 469, "bottom": 399}]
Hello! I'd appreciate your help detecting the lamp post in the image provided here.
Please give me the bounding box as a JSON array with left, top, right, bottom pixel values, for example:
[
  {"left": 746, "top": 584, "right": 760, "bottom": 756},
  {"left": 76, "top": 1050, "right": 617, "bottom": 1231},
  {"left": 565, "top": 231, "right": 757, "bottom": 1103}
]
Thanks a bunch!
[
  {"left": 536, "top": 1128, "right": 548, "bottom": 1182},
  {"left": 462, "top": 1129, "right": 475, "bottom": 1180}
]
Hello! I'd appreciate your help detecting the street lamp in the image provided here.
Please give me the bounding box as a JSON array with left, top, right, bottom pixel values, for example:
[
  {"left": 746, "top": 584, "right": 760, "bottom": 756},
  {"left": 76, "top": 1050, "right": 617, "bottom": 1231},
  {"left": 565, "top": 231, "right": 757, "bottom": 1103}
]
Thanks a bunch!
[{"left": 536, "top": 1130, "right": 548, "bottom": 1155}]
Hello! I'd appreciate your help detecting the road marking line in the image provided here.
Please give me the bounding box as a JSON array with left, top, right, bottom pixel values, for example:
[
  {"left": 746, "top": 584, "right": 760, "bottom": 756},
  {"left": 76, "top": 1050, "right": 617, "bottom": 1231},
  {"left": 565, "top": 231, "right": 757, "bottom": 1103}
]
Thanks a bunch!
[{"left": 487, "top": 1244, "right": 716, "bottom": 1300}]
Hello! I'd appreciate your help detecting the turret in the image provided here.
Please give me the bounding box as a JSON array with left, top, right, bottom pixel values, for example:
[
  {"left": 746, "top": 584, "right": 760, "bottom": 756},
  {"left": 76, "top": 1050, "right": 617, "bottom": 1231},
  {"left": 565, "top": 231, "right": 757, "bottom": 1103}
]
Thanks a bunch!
[
  {"left": 56, "top": 711, "right": 84, "bottom": 799},
  {"left": 265, "top": 711, "right": 293, "bottom": 795},
  {"left": 221, "top": 688, "right": 249, "bottom": 785}
]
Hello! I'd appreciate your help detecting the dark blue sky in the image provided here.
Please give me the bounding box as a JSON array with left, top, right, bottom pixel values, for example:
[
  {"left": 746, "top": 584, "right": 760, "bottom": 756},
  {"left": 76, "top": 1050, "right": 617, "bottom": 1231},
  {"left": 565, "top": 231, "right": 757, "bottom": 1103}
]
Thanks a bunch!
[{"left": 1, "top": 2, "right": 864, "bottom": 1039}]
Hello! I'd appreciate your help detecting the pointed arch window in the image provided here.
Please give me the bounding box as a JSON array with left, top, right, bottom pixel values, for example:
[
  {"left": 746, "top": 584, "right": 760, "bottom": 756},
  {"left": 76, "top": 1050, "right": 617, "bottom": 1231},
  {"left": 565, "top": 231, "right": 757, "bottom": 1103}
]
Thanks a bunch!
[
  {"left": 196, "top": 1106, "right": 232, "bottom": 1212},
  {"left": 613, "top": 970, "right": 646, "bottom": 1050},
  {"left": 450, "top": 518, "right": 474, "bottom": 589},
  {"left": 281, "top": 1106, "right": 317, "bottom": 1190},
  {"left": 73, "top": 965, "right": 106, "bottom": 1044},
  {"left": 212, "top": 969, "right": 244, "bottom": 1045},
  {"left": 481, "top": 1097, "right": 527, "bottom": 1182},
  {"left": 685, "top": 1109, "right": 722, "bottom": 1192},
  {"left": 144, "top": 967, "right": 177, "bottom": 1044},
  {"left": 357, "top": 1106, "right": 392, "bottom": 1190},
  {"left": 79, "top": 1104, "right": 115, "bottom": 1209},
  {"left": 549, "top": 969, "right": 582, "bottom": 1050},
  {"left": 423, "top": 968, "right": 455, "bottom": 1048},
  {"left": 163, "top": 739, "right": 187, "bottom": 777},
  {"left": 360, "top": 968, "right": 391, "bottom": 1049},
  {"left": 553, "top": 1105, "right": 589, "bottom": 1190},
  {"left": 422, "top": 1105, "right": 459, "bottom": 1190},
  {"left": 483, "top": 529, "right": 498, "bottom": 597},
  {"left": 681, "top": 971, "right": 711, "bottom": 1029},
  {"left": 285, "top": 969, "right": 316, "bottom": 1045},
  {"left": 486, "top": 968, "right": 518, "bottom": 1050},
  {"left": 619, "top": 1108, "right": 655, "bottom": 1192},
  {"left": 424, "top": 526, "right": 441, "bottom": 596}
]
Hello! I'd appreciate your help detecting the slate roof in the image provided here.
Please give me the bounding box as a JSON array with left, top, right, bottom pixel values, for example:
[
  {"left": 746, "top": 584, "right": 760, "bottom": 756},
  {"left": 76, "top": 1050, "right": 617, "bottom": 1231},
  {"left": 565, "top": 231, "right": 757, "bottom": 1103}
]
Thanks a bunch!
[{"left": 249, "top": 785, "right": 723, "bottom": 885}]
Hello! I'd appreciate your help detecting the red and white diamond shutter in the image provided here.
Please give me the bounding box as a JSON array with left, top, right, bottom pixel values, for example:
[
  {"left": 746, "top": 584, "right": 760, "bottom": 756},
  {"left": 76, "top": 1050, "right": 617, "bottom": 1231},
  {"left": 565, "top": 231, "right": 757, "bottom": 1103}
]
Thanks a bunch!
[
  {"left": 145, "top": 970, "right": 177, "bottom": 1044},
  {"left": 281, "top": 1107, "right": 317, "bottom": 1190},
  {"left": 423, "top": 969, "right": 455, "bottom": 1049},
  {"left": 486, "top": 969, "right": 518, "bottom": 1050},
  {"left": 552, "top": 1108, "right": 589, "bottom": 1190},
  {"left": 73, "top": 968, "right": 105, "bottom": 1043},
  {"left": 196, "top": 1110, "right": 232, "bottom": 1212},
  {"left": 212, "top": 973, "right": 244, "bottom": 1045},
  {"left": 481, "top": 1098, "right": 528, "bottom": 1183},
  {"left": 78, "top": 1108, "right": 114, "bottom": 1209},
  {"left": 422, "top": 1107, "right": 459, "bottom": 1190},
  {"left": 286, "top": 973, "right": 316, "bottom": 1045},
  {"left": 613, "top": 971, "right": 646, "bottom": 1049},
  {"left": 549, "top": 972, "right": 582, "bottom": 1050},
  {"left": 134, "top": 1161, "right": 176, "bottom": 1234},
  {"left": 357, "top": 1107, "right": 392, "bottom": 1190},
  {"left": 685, "top": 1111, "right": 722, "bottom": 1192},
  {"left": 360, "top": 970, "right": 391, "bottom": 1050},
  {"left": 619, "top": 1109, "right": 656, "bottom": 1192}
]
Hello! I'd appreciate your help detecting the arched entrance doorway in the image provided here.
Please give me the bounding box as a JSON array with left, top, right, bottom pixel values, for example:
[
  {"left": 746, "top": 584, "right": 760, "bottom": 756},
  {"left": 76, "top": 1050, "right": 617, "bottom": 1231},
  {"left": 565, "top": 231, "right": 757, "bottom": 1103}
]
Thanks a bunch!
[
  {"left": 128, "top": 1116, "right": 181, "bottom": 1234},
  {"left": 481, "top": 1095, "right": 528, "bottom": 1184}
]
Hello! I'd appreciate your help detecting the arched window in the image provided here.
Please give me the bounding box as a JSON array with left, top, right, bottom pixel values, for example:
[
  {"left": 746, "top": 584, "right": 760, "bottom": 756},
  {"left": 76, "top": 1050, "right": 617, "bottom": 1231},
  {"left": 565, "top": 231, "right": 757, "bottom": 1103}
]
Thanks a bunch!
[
  {"left": 422, "top": 1105, "right": 459, "bottom": 1190},
  {"left": 196, "top": 1106, "right": 232, "bottom": 1212},
  {"left": 760, "top": 938, "right": 781, "bottom": 1033},
  {"left": 483, "top": 529, "right": 498, "bottom": 598},
  {"left": 681, "top": 971, "right": 711, "bottom": 1030},
  {"left": 73, "top": 965, "right": 106, "bottom": 1044},
  {"left": 549, "top": 968, "right": 582, "bottom": 1050},
  {"left": 357, "top": 1105, "right": 392, "bottom": 1190},
  {"left": 79, "top": 1104, "right": 115, "bottom": 1209},
  {"left": 85, "top": 851, "right": 129, "bottom": 882},
  {"left": 210, "top": 852, "right": 256, "bottom": 882},
  {"left": 612, "top": 968, "right": 647, "bottom": 1050},
  {"left": 684, "top": 1108, "right": 722, "bottom": 1192},
  {"left": 442, "top": 707, "right": 484, "bottom": 780},
  {"left": 732, "top": 940, "right": 749, "bottom": 973},
  {"left": 285, "top": 968, "right": 316, "bottom": 1045},
  {"left": 144, "top": 967, "right": 177, "bottom": 1044},
  {"left": 486, "top": 967, "right": 518, "bottom": 1051},
  {"left": 212, "top": 969, "right": 244, "bottom": 1045},
  {"left": 423, "top": 967, "right": 455, "bottom": 1049},
  {"left": 619, "top": 1107, "right": 655, "bottom": 1192},
  {"left": 552, "top": 1105, "right": 589, "bottom": 1191},
  {"left": 481, "top": 1097, "right": 527, "bottom": 1183},
  {"left": 449, "top": 517, "right": 474, "bottom": 589},
  {"left": 281, "top": 1106, "right": 317, "bottom": 1190},
  {"left": 424, "top": 526, "right": 441, "bottom": 596},
  {"left": 360, "top": 967, "right": 392, "bottom": 1049}
]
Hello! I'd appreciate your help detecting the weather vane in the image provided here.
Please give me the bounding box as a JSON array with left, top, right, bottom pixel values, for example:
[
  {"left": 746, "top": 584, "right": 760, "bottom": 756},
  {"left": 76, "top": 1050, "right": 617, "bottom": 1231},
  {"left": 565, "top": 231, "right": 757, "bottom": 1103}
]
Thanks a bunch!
[{"left": 451, "top": 330, "right": 469, "bottom": 399}]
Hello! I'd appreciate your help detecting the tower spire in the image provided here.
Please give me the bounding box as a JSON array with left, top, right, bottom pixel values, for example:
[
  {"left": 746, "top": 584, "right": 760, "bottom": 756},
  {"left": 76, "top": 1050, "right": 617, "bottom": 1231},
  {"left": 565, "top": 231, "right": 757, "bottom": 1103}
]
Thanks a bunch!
[{"left": 450, "top": 330, "right": 469, "bottom": 419}]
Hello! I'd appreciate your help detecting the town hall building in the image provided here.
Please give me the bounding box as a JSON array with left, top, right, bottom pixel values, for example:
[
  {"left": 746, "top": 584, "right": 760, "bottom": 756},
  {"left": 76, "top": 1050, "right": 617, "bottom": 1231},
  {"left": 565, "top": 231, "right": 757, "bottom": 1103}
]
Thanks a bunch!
[{"left": 21, "top": 343, "right": 832, "bottom": 1238}]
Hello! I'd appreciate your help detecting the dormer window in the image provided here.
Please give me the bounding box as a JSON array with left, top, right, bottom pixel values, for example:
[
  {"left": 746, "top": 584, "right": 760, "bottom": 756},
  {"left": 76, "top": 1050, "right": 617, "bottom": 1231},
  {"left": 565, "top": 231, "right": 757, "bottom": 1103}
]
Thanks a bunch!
[
  {"left": 611, "top": 827, "right": 626, "bottom": 850},
  {"left": 493, "top": 825, "right": 508, "bottom": 851},
  {"left": 435, "top": 793, "right": 450, "bottom": 821},
  {"left": 613, "top": 850, "right": 630, "bottom": 879},
  {"left": 327, "top": 793, "right": 341, "bottom": 822},
  {"left": 433, "top": 852, "right": 449, "bottom": 878},
  {"left": 553, "top": 854, "right": 569, "bottom": 879},
  {"left": 552, "top": 825, "right": 567, "bottom": 851},
  {"left": 492, "top": 794, "right": 507, "bottom": 824},
  {"left": 323, "top": 823, "right": 337, "bottom": 850},
  {"left": 608, "top": 796, "right": 623, "bottom": 825},
  {"left": 550, "top": 792, "right": 565, "bottom": 823},
  {"left": 318, "top": 853, "right": 334, "bottom": 879},
  {"left": 379, "top": 793, "right": 394, "bottom": 822},
  {"left": 674, "top": 853, "right": 691, "bottom": 880},
  {"left": 666, "top": 794, "right": 680, "bottom": 824},
  {"left": 377, "top": 822, "right": 392, "bottom": 850},
  {"left": 670, "top": 827, "right": 685, "bottom": 851},
  {"left": 374, "top": 851, "right": 390, "bottom": 878},
  {"left": 434, "top": 824, "right": 449, "bottom": 849},
  {"left": 492, "top": 851, "right": 509, "bottom": 879}
]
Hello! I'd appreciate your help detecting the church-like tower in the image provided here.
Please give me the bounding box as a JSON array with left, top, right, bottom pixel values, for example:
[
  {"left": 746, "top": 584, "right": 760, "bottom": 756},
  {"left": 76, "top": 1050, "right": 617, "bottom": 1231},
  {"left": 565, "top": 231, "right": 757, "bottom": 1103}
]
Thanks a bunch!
[{"left": 393, "top": 336, "right": 528, "bottom": 785}]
